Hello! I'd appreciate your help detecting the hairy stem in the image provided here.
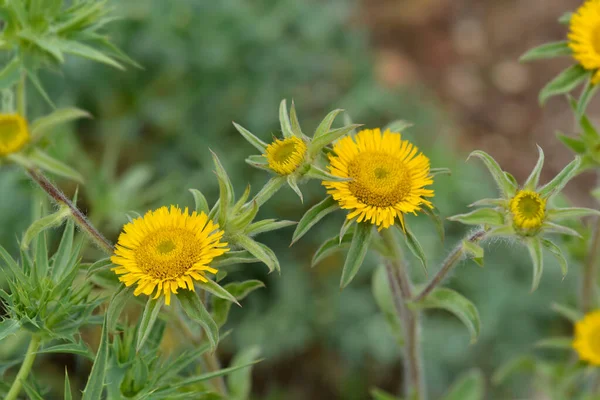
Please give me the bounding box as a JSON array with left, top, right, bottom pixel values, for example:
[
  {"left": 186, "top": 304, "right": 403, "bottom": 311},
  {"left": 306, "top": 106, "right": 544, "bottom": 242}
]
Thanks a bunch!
[
  {"left": 5, "top": 335, "right": 41, "bottom": 400},
  {"left": 414, "top": 229, "right": 487, "bottom": 302},
  {"left": 380, "top": 228, "right": 425, "bottom": 400},
  {"left": 26, "top": 168, "right": 114, "bottom": 255},
  {"left": 583, "top": 217, "right": 600, "bottom": 313}
]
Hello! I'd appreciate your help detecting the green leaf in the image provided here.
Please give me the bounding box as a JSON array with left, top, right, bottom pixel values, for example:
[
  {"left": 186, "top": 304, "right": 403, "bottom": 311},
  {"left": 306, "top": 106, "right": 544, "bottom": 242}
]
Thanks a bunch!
[
  {"left": 21, "top": 206, "right": 70, "bottom": 250},
  {"left": 189, "top": 189, "right": 210, "bottom": 215},
  {"left": 541, "top": 238, "right": 568, "bottom": 277},
  {"left": 166, "top": 360, "right": 262, "bottom": 391},
  {"left": 542, "top": 222, "right": 582, "bottom": 237},
  {"left": 462, "top": 240, "right": 484, "bottom": 267},
  {"left": 304, "top": 164, "right": 350, "bottom": 182},
  {"left": 404, "top": 226, "right": 428, "bottom": 273},
  {"left": 523, "top": 145, "right": 545, "bottom": 190},
  {"left": 548, "top": 207, "right": 600, "bottom": 220},
  {"left": 527, "top": 239, "right": 544, "bottom": 292},
  {"left": 279, "top": 99, "right": 296, "bottom": 138},
  {"left": 136, "top": 297, "right": 165, "bottom": 351},
  {"left": 245, "top": 219, "right": 296, "bottom": 236},
  {"left": 29, "top": 149, "right": 85, "bottom": 183},
  {"left": 178, "top": 290, "right": 219, "bottom": 351},
  {"left": 287, "top": 175, "right": 303, "bottom": 202},
  {"left": 442, "top": 370, "right": 485, "bottom": 400},
  {"left": 520, "top": 41, "right": 571, "bottom": 62},
  {"left": 292, "top": 196, "right": 338, "bottom": 244},
  {"left": 64, "top": 369, "right": 72, "bottom": 400},
  {"left": 385, "top": 119, "right": 414, "bottom": 133},
  {"left": 197, "top": 280, "right": 240, "bottom": 306},
  {"left": 340, "top": 223, "right": 373, "bottom": 288},
  {"left": 228, "top": 346, "right": 261, "bottom": 400},
  {"left": 310, "top": 124, "right": 362, "bottom": 155},
  {"left": 492, "top": 355, "right": 536, "bottom": 385},
  {"left": 430, "top": 167, "right": 451, "bottom": 176},
  {"left": 52, "top": 217, "right": 75, "bottom": 282},
  {"left": 26, "top": 68, "right": 54, "bottom": 108},
  {"left": 289, "top": 100, "right": 304, "bottom": 137},
  {"left": 245, "top": 155, "right": 270, "bottom": 171},
  {"left": 411, "top": 288, "right": 480, "bottom": 343},
  {"left": 54, "top": 39, "right": 124, "bottom": 70},
  {"left": 82, "top": 315, "right": 109, "bottom": 400},
  {"left": 558, "top": 11, "right": 572, "bottom": 25},
  {"left": 577, "top": 78, "right": 599, "bottom": 118},
  {"left": 551, "top": 302, "right": 583, "bottom": 322},
  {"left": 236, "top": 235, "right": 280, "bottom": 273},
  {"left": 106, "top": 285, "right": 133, "bottom": 332},
  {"left": 535, "top": 337, "right": 573, "bottom": 350},
  {"left": 539, "top": 65, "right": 588, "bottom": 105},
  {"left": 539, "top": 157, "right": 581, "bottom": 199},
  {"left": 372, "top": 266, "right": 403, "bottom": 346},
  {"left": 0, "top": 57, "right": 21, "bottom": 90},
  {"left": 21, "top": 380, "right": 44, "bottom": 400},
  {"left": 448, "top": 208, "right": 504, "bottom": 226},
  {"left": 211, "top": 251, "right": 259, "bottom": 268},
  {"left": 212, "top": 280, "right": 264, "bottom": 327},
  {"left": 313, "top": 108, "right": 344, "bottom": 140},
  {"left": 0, "top": 319, "right": 20, "bottom": 342},
  {"left": 232, "top": 122, "right": 267, "bottom": 152},
  {"left": 370, "top": 388, "right": 402, "bottom": 400},
  {"left": 423, "top": 207, "right": 445, "bottom": 243},
  {"left": 557, "top": 132, "right": 586, "bottom": 154},
  {"left": 312, "top": 230, "right": 353, "bottom": 267},
  {"left": 568, "top": 95, "right": 600, "bottom": 143},
  {"left": 31, "top": 107, "right": 91, "bottom": 141},
  {"left": 211, "top": 151, "right": 234, "bottom": 225},
  {"left": 467, "top": 150, "right": 516, "bottom": 198},
  {"left": 38, "top": 342, "right": 94, "bottom": 359}
]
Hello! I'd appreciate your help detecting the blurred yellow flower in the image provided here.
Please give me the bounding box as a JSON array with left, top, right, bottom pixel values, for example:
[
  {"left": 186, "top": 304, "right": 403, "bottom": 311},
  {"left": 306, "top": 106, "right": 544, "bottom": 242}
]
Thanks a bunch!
[
  {"left": 569, "top": 0, "right": 600, "bottom": 83},
  {"left": 111, "top": 206, "right": 229, "bottom": 305},
  {"left": 264, "top": 136, "right": 306, "bottom": 175},
  {"left": 323, "top": 128, "right": 434, "bottom": 230},
  {"left": 0, "top": 114, "right": 29, "bottom": 156},
  {"left": 573, "top": 310, "right": 600, "bottom": 365},
  {"left": 509, "top": 190, "right": 546, "bottom": 230}
]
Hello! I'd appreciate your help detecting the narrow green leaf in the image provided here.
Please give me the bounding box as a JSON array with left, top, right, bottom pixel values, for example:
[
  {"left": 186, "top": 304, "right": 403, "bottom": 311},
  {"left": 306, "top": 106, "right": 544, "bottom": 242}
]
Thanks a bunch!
[
  {"left": 539, "top": 157, "right": 581, "bottom": 199},
  {"left": 26, "top": 69, "right": 54, "bottom": 108},
  {"left": 370, "top": 388, "right": 402, "bottom": 400},
  {"left": 0, "top": 57, "right": 21, "bottom": 90},
  {"left": 404, "top": 226, "right": 428, "bottom": 273},
  {"left": 228, "top": 346, "right": 261, "bottom": 400},
  {"left": 312, "top": 230, "right": 353, "bottom": 267},
  {"left": 468, "top": 198, "right": 506, "bottom": 208},
  {"left": 0, "top": 319, "right": 20, "bottom": 342},
  {"left": 82, "top": 315, "right": 109, "bottom": 400},
  {"left": 197, "top": 280, "right": 240, "bottom": 306},
  {"left": 55, "top": 39, "right": 124, "bottom": 69},
  {"left": 279, "top": 99, "right": 295, "bottom": 138},
  {"left": 212, "top": 280, "right": 264, "bottom": 327},
  {"left": 211, "top": 251, "right": 259, "bottom": 268},
  {"left": 548, "top": 207, "right": 600, "bottom": 220},
  {"left": 244, "top": 219, "right": 296, "bottom": 236},
  {"left": 541, "top": 238, "right": 567, "bottom": 277},
  {"left": 289, "top": 100, "right": 304, "bottom": 137},
  {"left": 177, "top": 290, "right": 219, "bottom": 351},
  {"left": 385, "top": 120, "right": 414, "bottom": 133},
  {"left": 189, "top": 189, "right": 210, "bottom": 215},
  {"left": 423, "top": 207, "right": 445, "bottom": 243},
  {"left": 64, "top": 369, "right": 72, "bottom": 400},
  {"left": 232, "top": 122, "right": 267, "bottom": 152},
  {"left": 211, "top": 151, "right": 234, "bottom": 225},
  {"left": 167, "top": 360, "right": 262, "bottom": 390},
  {"left": 448, "top": 208, "right": 504, "bottom": 226},
  {"left": 558, "top": 12, "right": 572, "bottom": 25},
  {"left": 520, "top": 41, "right": 571, "bottom": 62},
  {"left": 568, "top": 95, "right": 600, "bottom": 143},
  {"left": 38, "top": 342, "right": 94, "bottom": 359},
  {"left": 136, "top": 297, "right": 165, "bottom": 351},
  {"left": 31, "top": 107, "right": 91, "bottom": 141},
  {"left": 372, "top": 266, "right": 403, "bottom": 346},
  {"left": 535, "top": 337, "right": 573, "bottom": 350},
  {"left": 539, "top": 65, "right": 588, "bottom": 105},
  {"left": 442, "top": 370, "right": 485, "bottom": 400},
  {"left": 305, "top": 164, "right": 350, "bottom": 182},
  {"left": 557, "top": 132, "right": 586, "bottom": 154},
  {"left": 106, "top": 285, "right": 134, "bottom": 332},
  {"left": 551, "top": 302, "right": 583, "bottom": 322},
  {"left": 340, "top": 223, "right": 373, "bottom": 288},
  {"left": 411, "top": 288, "right": 480, "bottom": 343},
  {"left": 21, "top": 380, "right": 44, "bottom": 400},
  {"left": 467, "top": 150, "right": 515, "bottom": 197},
  {"left": 577, "top": 78, "right": 599, "bottom": 118},
  {"left": 0, "top": 245, "right": 27, "bottom": 283},
  {"left": 523, "top": 145, "right": 545, "bottom": 190},
  {"left": 52, "top": 218, "right": 75, "bottom": 282},
  {"left": 313, "top": 108, "right": 344, "bottom": 140},
  {"left": 430, "top": 167, "right": 451, "bottom": 176},
  {"left": 29, "top": 149, "right": 84, "bottom": 183},
  {"left": 492, "top": 355, "right": 536, "bottom": 385},
  {"left": 527, "top": 239, "right": 544, "bottom": 292},
  {"left": 236, "top": 235, "right": 280, "bottom": 273},
  {"left": 292, "top": 196, "right": 338, "bottom": 244},
  {"left": 462, "top": 240, "right": 484, "bottom": 267},
  {"left": 21, "top": 207, "right": 70, "bottom": 250},
  {"left": 245, "top": 155, "right": 270, "bottom": 171},
  {"left": 287, "top": 175, "right": 303, "bottom": 202},
  {"left": 542, "top": 222, "right": 582, "bottom": 237},
  {"left": 310, "top": 124, "right": 362, "bottom": 155}
]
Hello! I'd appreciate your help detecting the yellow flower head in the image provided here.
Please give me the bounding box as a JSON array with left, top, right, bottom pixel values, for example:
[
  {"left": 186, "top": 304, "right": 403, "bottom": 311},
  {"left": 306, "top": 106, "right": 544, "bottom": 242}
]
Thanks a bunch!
[
  {"left": 264, "top": 136, "right": 307, "bottom": 175},
  {"left": 509, "top": 190, "right": 546, "bottom": 231},
  {"left": 569, "top": 0, "right": 600, "bottom": 83},
  {"left": 111, "top": 206, "right": 229, "bottom": 305},
  {"left": 0, "top": 114, "right": 29, "bottom": 156},
  {"left": 323, "top": 128, "right": 434, "bottom": 230},
  {"left": 573, "top": 310, "right": 600, "bottom": 365}
]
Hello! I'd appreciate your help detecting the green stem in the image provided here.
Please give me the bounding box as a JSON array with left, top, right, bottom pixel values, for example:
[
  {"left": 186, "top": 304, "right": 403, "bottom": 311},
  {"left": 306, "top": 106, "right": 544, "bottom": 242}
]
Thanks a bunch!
[
  {"left": 583, "top": 216, "right": 600, "bottom": 313},
  {"left": 251, "top": 176, "right": 285, "bottom": 208},
  {"left": 380, "top": 228, "right": 425, "bottom": 400},
  {"left": 16, "top": 72, "right": 26, "bottom": 117},
  {"left": 5, "top": 335, "right": 41, "bottom": 400}
]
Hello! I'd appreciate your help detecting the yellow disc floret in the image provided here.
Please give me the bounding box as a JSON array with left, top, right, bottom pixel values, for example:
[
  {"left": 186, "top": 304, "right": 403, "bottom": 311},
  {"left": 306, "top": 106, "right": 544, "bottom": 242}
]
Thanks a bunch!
[
  {"left": 323, "top": 128, "right": 434, "bottom": 230},
  {"left": 573, "top": 310, "right": 600, "bottom": 365},
  {"left": 509, "top": 190, "right": 546, "bottom": 231},
  {"left": 111, "top": 206, "right": 229, "bottom": 305},
  {"left": 264, "top": 136, "right": 307, "bottom": 175},
  {"left": 569, "top": 0, "right": 600, "bottom": 83},
  {"left": 0, "top": 114, "right": 29, "bottom": 156}
]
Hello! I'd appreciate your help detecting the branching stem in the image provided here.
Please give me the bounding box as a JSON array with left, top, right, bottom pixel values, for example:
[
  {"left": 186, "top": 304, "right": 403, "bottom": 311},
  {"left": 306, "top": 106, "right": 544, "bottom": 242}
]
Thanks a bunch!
[{"left": 5, "top": 335, "right": 41, "bottom": 400}]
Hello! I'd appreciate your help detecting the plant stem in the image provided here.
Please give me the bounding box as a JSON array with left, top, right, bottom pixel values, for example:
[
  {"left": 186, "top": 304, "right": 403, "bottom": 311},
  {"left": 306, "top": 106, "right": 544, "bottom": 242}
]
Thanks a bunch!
[
  {"left": 17, "top": 72, "right": 26, "bottom": 117},
  {"left": 5, "top": 335, "right": 41, "bottom": 400},
  {"left": 414, "top": 229, "right": 486, "bottom": 302},
  {"left": 380, "top": 228, "right": 425, "bottom": 400},
  {"left": 26, "top": 168, "right": 114, "bottom": 255},
  {"left": 583, "top": 216, "right": 600, "bottom": 313}
]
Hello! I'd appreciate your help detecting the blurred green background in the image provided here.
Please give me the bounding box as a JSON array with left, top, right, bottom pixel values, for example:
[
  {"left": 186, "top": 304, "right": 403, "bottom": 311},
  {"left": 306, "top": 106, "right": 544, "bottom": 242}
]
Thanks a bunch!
[{"left": 0, "top": 0, "right": 590, "bottom": 398}]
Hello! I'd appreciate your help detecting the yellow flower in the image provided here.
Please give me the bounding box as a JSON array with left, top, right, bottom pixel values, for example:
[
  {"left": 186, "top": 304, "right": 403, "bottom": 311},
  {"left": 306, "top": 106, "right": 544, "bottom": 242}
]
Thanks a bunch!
[
  {"left": 0, "top": 114, "right": 29, "bottom": 156},
  {"left": 573, "top": 310, "right": 600, "bottom": 365},
  {"left": 264, "top": 136, "right": 307, "bottom": 175},
  {"left": 569, "top": 0, "right": 600, "bottom": 83},
  {"left": 323, "top": 128, "right": 434, "bottom": 230},
  {"left": 111, "top": 206, "right": 229, "bottom": 305},
  {"left": 509, "top": 190, "right": 546, "bottom": 231}
]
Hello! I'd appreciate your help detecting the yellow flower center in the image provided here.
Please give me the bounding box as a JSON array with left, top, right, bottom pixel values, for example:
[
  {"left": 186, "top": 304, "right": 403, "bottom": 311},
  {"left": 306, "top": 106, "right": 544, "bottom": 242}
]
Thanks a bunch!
[
  {"left": 509, "top": 190, "right": 546, "bottom": 230},
  {"left": 265, "top": 136, "right": 306, "bottom": 175},
  {"left": 0, "top": 114, "right": 29, "bottom": 156},
  {"left": 348, "top": 152, "right": 411, "bottom": 207}
]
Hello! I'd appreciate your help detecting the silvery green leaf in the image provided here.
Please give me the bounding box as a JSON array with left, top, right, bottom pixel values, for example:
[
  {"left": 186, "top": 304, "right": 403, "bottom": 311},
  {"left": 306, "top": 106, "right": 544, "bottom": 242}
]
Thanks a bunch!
[
  {"left": 245, "top": 155, "right": 271, "bottom": 172},
  {"left": 232, "top": 122, "right": 267, "bottom": 152},
  {"left": 253, "top": 176, "right": 286, "bottom": 207},
  {"left": 38, "top": 342, "right": 94, "bottom": 360},
  {"left": 26, "top": 68, "right": 54, "bottom": 107},
  {"left": 462, "top": 240, "right": 484, "bottom": 267},
  {"left": 535, "top": 337, "right": 573, "bottom": 350},
  {"left": 527, "top": 238, "right": 544, "bottom": 292},
  {"left": 541, "top": 238, "right": 568, "bottom": 277},
  {"left": 547, "top": 207, "right": 600, "bottom": 220},
  {"left": 244, "top": 219, "right": 296, "bottom": 236},
  {"left": 340, "top": 223, "right": 373, "bottom": 288},
  {"left": 492, "top": 355, "right": 536, "bottom": 385},
  {"left": 519, "top": 41, "right": 571, "bottom": 62},
  {"left": 29, "top": 149, "right": 84, "bottom": 183},
  {"left": 106, "top": 285, "right": 134, "bottom": 332},
  {"left": 487, "top": 225, "right": 515, "bottom": 237},
  {"left": 21, "top": 380, "right": 44, "bottom": 400},
  {"left": 448, "top": 208, "right": 504, "bottom": 226},
  {"left": 54, "top": 38, "right": 124, "bottom": 70},
  {"left": 310, "top": 124, "right": 362, "bottom": 156},
  {"left": 558, "top": 11, "right": 572, "bottom": 24},
  {"left": 0, "top": 57, "right": 21, "bottom": 90},
  {"left": 211, "top": 250, "right": 259, "bottom": 268},
  {"left": 312, "top": 230, "right": 353, "bottom": 267},
  {"left": 165, "top": 360, "right": 261, "bottom": 391},
  {"left": 52, "top": 217, "right": 75, "bottom": 282},
  {"left": 556, "top": 132, "right": 586, "bottom": 154},
  {"left": 404, "top": 225, "right": 427, "bottom": 273},
  {"left": 21, "top": 206, "right": 70, "bottom": 250},
  {"left": 538, "top": 157, "right": 581, "bottom": 199},
  {"left": 304, "top": 164, "right": 350, "bottom": 182},
  {"left": 82, "top": 315, "right": 109, "bottom": 400},
  {"left": 287, "top": 175, "right": 303, "bottom": 202},
  {"left": 289, "top": 100, "right": 304, "bottom": 137},
  {"left": 228, "top": 346, "right": 261, "bottom": 400},
  {"left": 136, "top": 297, "right": 165, "bottom": 351},
  {"left": 313, "top": 108, "right": 344, "bottom": 140},
  {"left": 542, "top": 222, "right": 582, "bottom": 237},
  {"left": 551, "top": 302, "right": 583, "bottom": 322},
  {"left": 279, "top": 99, "right": 296, "bottom": 138},
  {"left": 504, "top": 172, "right": 518, "bottom": 188},
  {"left": 441, "top": 370, "right": 485, "bottom": 400},
  {"left": 577, "top": 78, "right": 599, "bottom": 118},
  {"left": 539, "top": 65, "right": 588, "bottom": 105},
  {"left": 339, "top": 218, "right": 353, "bottom": 243},
  {"left": 467, "top": 150, "right": 516, "bottom": 198},
  {"left": 178, "top": 290, "right": 219, "bottom": 351},
  {"left": 385, "top": 119, "right": 414, "bottom": 133},
  {"left": 568, "top": 95, "right": 600, "bottom": 144},
  {"left": 236, "top": 235, "right": 280, "bottom": 273},
  {"left": 231, "top": 200, "right": 258, "bottom": 231},
  {"left": 468, "top": 198, "right": 505, "bottom": 208},
  {"left": 197, "top": 279, "right": 240, "bottom": 306},
  {"left": 0, "top": 319, "right": 20, "bottom": 342},
  {"left": 189, "top": 189, "right": 210, "bottom": 215},
  {"left": 430, "top": 167, "right": 451, "bottom": 176},
  {"left": 64, "top": 369, "right": 72, "bottom": 400},
  {"left": 523, "top": 145, "right": 545, "bottom": 190},
  {"left": 31, "top": 107, "right": 91, "bottom": 141},
  {"left": 372, "top": 266, "right": 403, "bottom": 346},
  {"left": 211, "top": 151, "right": 234, "bottom": 225},
  {"left": 292, "top": 196, "right": 338, "bottom": 245}
]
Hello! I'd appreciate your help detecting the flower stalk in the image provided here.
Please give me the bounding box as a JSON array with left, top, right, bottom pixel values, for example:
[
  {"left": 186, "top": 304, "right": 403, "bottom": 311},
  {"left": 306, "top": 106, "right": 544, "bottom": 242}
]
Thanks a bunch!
[
  {"left": 5, "top": 335, "right": 41, "bottom": 400},
  {"left": 583, "top": 216, "right": 600, "bottom": 312}
]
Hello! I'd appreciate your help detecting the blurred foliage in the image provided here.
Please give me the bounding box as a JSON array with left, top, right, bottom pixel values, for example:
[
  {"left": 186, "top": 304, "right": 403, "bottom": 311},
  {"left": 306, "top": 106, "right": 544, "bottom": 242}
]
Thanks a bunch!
[{"left": 0, "top": 0, "right": 584, "bottom": 399}]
